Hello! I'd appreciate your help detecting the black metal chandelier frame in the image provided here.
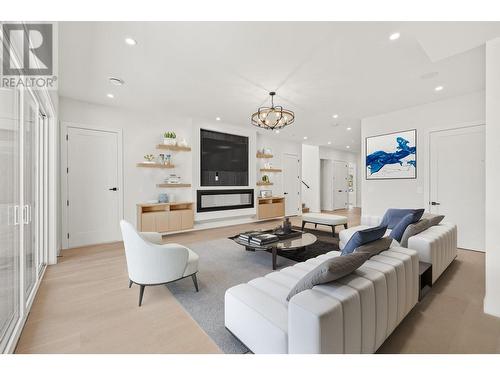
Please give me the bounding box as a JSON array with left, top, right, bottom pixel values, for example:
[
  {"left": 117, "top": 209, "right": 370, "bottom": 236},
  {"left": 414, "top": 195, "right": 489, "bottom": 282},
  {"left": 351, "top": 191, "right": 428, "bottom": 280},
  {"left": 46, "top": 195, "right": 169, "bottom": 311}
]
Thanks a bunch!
[{"left": 251, "top": 92, "right": 295, "bottom": 130}]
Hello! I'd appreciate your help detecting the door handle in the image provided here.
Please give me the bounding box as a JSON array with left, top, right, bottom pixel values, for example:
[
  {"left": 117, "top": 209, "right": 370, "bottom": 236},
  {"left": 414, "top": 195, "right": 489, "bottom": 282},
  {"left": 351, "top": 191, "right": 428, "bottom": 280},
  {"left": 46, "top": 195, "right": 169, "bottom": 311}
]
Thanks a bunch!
[
  {"left": 23, "top": 205, "right": 29, "bottom": 224},
  {"left": 284, "top": 192, "right": 288, "bottom": 195},
  {"left": 109, "top": 187, "right": 118, "bottom": 191},
  {"left": 431, "top": 201, "right": 440, "bottom": 206},
  {"left": 13, "top": 205, "right": 19, "bottom": 225}
]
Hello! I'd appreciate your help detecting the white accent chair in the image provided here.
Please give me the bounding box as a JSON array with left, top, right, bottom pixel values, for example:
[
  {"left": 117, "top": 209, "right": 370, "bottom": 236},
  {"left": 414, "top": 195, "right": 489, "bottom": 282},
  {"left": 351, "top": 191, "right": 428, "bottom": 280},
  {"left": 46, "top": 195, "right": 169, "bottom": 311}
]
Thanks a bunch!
[{"left": 120, "top": 220, "right": 199, "bottom": 306}]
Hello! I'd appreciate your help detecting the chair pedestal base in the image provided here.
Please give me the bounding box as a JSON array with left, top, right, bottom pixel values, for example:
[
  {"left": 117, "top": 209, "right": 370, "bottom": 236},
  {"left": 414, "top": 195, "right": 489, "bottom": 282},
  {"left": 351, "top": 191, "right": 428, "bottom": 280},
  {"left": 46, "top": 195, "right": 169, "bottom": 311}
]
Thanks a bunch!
[
  {"left": 192, "top": 274, "right": 199, "bottom": 292},
  {"left": 129, "top": 272, "right": 199, "bottom": 306}
]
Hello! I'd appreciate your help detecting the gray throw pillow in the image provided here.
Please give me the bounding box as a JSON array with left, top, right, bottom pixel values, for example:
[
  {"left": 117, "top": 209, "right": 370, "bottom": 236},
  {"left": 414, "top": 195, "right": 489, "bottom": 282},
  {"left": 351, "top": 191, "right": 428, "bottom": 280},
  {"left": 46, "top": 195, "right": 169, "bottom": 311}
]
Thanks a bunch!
[
  {"left": 354, "top": 237, "right": 393, "bottom": 257},
  {"left": 400, "top": 218, "right": 431, "bottom": 247},
  {"left": 286, "top": 252, "right": 369, "bottom": 301},
  {"left": 422, "top": 213, "right": 445, "bottom": 227}
]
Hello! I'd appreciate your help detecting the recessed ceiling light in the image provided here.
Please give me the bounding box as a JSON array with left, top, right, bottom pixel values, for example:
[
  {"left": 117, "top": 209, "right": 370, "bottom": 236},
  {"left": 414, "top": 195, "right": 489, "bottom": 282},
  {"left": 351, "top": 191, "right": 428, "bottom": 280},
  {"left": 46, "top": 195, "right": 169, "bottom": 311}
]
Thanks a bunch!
[
  {"left": 107, "top": 93, "right": 114, "bottom": 98},
  {"left": 275, "top": 130, "right": 280, "bottom": 134},
  {"left": 303, "top": 136, "right": 308, "bottom": 140},
  {"left": 109, "top": 77, "right": 125, "bottom": 86},
  {"left": 327, "top": 141, "right": 332, "bottom": 145},
  {"left": 346, "top": 127, "right": 352, "bottom": 131},
  {"left": 332, "top": 114, "right": 339, "bottom": 119},
  {"left": 346, "top": 145, "right": 350, "bottom": 149},
  {"left": 435, "top": 85, "right": 444, "bottom": 92},
  {"left": 215, "top": 117, "right": 221, "bottom": 121},
  {"left": 125, "top": 37, "right": 137, "bottom": 45},
  {"left": 389, "top": 32, "right": 400, "bottom": 41}
]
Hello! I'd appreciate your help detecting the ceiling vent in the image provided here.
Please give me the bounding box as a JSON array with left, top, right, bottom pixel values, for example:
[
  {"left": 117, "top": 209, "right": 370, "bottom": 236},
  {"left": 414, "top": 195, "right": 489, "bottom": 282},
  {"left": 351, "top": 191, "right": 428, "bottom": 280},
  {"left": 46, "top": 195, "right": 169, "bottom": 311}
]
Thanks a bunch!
[{"left": 108, "top": 77, "right": 125, "bottom": 86}]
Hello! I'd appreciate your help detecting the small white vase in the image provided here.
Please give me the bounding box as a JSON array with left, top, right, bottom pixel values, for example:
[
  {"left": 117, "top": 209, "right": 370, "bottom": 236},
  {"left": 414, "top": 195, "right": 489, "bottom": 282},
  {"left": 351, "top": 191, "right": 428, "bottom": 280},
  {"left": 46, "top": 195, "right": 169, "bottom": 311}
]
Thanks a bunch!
[{"left": 163, "top": 138, "right": 177, "bottom": 146}]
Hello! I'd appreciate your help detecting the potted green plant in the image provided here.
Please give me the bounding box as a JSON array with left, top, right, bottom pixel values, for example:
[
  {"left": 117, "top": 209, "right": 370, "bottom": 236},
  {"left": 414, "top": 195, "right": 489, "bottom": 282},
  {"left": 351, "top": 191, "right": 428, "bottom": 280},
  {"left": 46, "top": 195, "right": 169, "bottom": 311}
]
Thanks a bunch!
[
  {"left": 143, "top": 154, "right": 155, "bottom": 163},
  {"left": 163, "top": 131, "right": 177, "bottom": 146}
]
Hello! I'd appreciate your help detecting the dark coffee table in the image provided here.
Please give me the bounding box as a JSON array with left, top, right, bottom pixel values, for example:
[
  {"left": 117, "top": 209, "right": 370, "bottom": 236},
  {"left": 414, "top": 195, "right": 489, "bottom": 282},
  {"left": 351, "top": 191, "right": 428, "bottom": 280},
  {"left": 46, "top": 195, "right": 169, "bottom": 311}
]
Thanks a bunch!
[{"left": 232, "top": 232, "right": 317, "bottom": 270}]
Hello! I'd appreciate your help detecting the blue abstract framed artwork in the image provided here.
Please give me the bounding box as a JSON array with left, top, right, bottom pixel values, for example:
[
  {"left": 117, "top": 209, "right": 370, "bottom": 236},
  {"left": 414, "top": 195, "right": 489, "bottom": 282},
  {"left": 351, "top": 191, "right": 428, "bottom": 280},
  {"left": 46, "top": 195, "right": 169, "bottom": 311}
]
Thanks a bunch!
[{"left": 365, "top": 129, "right": 417, "bottom": 180}]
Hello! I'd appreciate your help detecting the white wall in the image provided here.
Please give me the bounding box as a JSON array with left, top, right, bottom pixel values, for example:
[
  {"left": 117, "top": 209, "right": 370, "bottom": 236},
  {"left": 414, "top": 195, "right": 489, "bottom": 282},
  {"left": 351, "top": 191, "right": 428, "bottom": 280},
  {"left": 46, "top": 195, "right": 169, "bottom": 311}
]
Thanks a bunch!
[
  {"left": 59, "top": 97, "right": 303, "bottom": 231},
  {"left": 256, "top": 132, "right": 302, "bottom": 198},
  {"left": 60, "top": 97, "right": 194, "bottom": 228},
  {"left": 361, "top": 91, "right": 485, "bottom": 217},
  {"left": 301, "top": 144, "right": 320, "bottom": 212},
  {"left": 484, "top": 38, "right": 500, "bottom": 318}
]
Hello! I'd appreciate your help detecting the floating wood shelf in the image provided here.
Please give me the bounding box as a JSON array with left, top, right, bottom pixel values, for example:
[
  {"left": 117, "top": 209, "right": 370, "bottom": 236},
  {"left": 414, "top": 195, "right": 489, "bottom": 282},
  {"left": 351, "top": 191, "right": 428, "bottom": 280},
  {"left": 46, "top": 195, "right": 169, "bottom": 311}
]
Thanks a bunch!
[
  {"left": 137, "top": 162, "right": 175, "bottom": 169},
  {"left": 156, "top": 183, "right": 192, "bottom": 188},
  {"left": 257, "top": 181, "right": 273, "bottom": 186},
  {"left": 260, "top": 168, "right": 282, "bottom": 172},
  {"left": 256, "top": 153, "right": 273, "bottom": 158},
  {"left": 156, "top": 144, "right": 192, "bottom": 151}
]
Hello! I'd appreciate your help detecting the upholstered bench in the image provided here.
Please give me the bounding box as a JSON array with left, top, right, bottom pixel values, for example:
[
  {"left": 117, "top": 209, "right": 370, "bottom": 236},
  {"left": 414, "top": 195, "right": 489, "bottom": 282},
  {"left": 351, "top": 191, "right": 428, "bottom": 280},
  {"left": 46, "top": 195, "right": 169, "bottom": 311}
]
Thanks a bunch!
[{"left": 301, "top": 213, "right": 348, "bottom": 237}]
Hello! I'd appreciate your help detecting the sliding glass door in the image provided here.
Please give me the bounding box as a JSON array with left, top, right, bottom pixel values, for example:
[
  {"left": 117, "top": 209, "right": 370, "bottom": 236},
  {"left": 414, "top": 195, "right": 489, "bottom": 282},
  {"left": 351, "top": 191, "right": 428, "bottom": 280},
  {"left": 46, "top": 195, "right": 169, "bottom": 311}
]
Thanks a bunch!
[
  {"left": 0, "top": 86, "right": 50, "bottom": 352},
  {"left": 23, "top": 92, "right": 38, "bottom": 301},
  {"left": 0, "top": 88, "right": 20, "bottom": 352},
  {"left": 37, "top": 113, "right": 48, "bottom": 275}
]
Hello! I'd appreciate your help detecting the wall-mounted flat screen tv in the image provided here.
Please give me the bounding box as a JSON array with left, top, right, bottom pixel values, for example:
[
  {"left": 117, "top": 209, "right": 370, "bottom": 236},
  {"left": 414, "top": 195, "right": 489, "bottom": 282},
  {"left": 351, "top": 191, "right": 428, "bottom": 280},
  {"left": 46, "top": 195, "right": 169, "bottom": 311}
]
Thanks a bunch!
[{"left": 200, "top": 129, "right": 249, "bottom": 186}]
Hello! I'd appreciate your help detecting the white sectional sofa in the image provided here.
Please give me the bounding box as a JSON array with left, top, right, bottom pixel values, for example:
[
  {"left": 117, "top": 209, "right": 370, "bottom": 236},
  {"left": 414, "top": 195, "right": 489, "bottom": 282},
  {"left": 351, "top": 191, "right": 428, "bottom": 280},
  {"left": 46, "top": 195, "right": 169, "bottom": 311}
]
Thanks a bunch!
[
  {"left": 407, "top": 223, "right": 457, "bottom": 284},
  {"left": 339, "top": 215, "right": 457, "bottom": 284},
  {"left": 225, "top": 246, "right": 419, "bottom": 354}
]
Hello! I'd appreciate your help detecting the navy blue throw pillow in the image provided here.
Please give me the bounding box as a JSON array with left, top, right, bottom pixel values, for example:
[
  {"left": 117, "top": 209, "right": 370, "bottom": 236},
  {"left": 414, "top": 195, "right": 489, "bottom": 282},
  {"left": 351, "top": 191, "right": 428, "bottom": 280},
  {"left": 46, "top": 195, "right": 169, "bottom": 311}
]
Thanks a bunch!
[
  {"left": 341, "top": 225, "right": 388, "bottom": 255},
  {"left": 389, "top": 213, "right": 415, "bottom": 242},
  {"left": 380, "top": 208, "right": 425, "bottom": 229}
]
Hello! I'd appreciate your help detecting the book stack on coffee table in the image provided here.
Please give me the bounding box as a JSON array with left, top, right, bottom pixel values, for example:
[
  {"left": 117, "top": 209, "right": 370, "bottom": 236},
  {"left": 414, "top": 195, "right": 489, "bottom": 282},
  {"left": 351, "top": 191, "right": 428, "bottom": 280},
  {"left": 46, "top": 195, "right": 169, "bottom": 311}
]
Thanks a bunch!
[
  {"left": 249, "top": 233, "right": 279, "bottom": 246},
  {"left": 238, "top": 231, "right": 262, "bottom": 242}
]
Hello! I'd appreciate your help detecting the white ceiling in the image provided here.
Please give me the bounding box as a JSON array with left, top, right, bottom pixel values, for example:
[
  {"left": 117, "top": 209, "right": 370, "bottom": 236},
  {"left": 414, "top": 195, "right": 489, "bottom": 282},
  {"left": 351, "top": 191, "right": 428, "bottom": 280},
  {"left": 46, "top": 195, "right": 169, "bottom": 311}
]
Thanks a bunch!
[{"left": 58, "top": 22, "right": 499, "bottom": 152}]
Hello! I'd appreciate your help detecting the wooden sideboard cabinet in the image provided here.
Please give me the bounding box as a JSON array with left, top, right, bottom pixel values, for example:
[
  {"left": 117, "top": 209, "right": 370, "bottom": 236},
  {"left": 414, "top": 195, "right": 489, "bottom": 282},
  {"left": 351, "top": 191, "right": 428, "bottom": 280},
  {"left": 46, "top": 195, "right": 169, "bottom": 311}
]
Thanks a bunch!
[
  {"left": 257, "top": 197, "right": 285, "bottom": 220},
  {"left": 137, "top": 202, "right": 194, "bottom": 233}
]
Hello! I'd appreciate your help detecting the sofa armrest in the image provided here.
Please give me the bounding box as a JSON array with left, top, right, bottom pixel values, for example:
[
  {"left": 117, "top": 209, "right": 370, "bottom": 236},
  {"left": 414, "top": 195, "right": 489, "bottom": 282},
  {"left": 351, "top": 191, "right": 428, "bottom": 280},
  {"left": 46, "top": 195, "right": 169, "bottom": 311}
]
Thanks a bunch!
[
  {"left": 407, "top": 224, "right": 457, "bottom": 284},
  {"left": 288, "top": 289, "right": 344, "bottom": 353},
  {"left": 139, "top": 231, "right": 164, "bottom": 245}
]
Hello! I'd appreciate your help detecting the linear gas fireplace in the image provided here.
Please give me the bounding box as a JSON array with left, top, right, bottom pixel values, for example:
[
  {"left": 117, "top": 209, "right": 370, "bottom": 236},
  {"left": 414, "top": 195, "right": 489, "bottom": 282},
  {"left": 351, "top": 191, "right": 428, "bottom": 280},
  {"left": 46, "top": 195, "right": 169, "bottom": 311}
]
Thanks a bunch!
[{"left": 197, "top": 189, "right": 254, "bottom": 213}]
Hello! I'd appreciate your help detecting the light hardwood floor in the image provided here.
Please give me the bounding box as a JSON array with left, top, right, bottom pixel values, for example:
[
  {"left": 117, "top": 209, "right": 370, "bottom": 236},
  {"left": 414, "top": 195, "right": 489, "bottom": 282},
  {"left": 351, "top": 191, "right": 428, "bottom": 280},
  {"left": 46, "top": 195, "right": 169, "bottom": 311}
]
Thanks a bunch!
[{"left": 15, "top": 208, "right": 500, "bottom": 353}]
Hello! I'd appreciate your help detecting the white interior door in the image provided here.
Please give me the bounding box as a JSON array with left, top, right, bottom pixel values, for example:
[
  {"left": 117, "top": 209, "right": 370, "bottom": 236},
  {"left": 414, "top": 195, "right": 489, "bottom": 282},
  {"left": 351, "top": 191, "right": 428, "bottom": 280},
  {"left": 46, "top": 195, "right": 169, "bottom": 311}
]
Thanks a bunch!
[
  {"left": 283, "top": 153, "right": 300, "bottom": 216},
  {"left": 66, "top": 126, "right": 122, "bottom": 248},
  {"left": 320, "top": 159, "right": 333, "bottom": 210},
  {"left": 430, "top": 125, "right": 485, "bottom": 251},
  {"left": 333, "top": 160, "right": 348, "bottom": 210}
]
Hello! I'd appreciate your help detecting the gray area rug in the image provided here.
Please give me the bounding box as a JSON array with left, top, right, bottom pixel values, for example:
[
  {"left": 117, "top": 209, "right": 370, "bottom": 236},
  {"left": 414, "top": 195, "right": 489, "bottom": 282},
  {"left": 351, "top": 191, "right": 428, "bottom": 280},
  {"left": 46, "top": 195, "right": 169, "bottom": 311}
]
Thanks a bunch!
[{"left": 166, "top": 235, "right": 339, "bottom": 353}]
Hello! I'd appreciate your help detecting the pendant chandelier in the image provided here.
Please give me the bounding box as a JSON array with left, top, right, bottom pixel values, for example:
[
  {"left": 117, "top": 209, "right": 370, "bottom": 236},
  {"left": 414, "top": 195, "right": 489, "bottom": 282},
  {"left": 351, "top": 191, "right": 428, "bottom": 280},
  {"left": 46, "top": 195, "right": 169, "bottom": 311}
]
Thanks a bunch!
[{"left": 251, "top": 91, "right": 295, "bottom": 130}]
